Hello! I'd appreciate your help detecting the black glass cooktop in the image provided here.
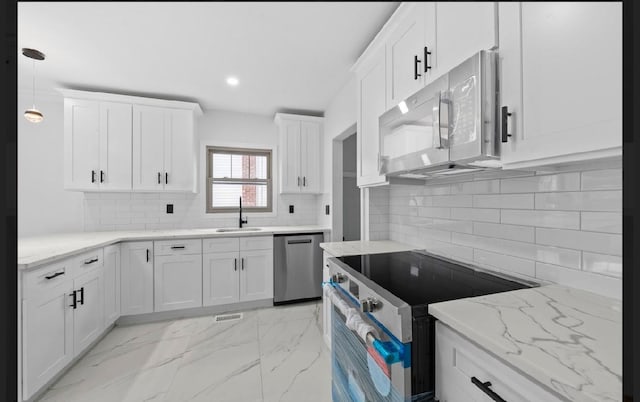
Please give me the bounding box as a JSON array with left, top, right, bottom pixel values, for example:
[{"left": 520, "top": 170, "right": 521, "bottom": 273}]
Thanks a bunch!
[{"left": 338, "top": 251, "right": 532, "bottom": 307}]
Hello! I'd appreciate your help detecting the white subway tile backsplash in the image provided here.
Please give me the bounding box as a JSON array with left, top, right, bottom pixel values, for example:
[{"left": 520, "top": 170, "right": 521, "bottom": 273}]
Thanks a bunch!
[
  {"left": 450, "top": 208, "right": 500, "bottom": 223},
  {"left": 418, "top": 227, "right": 452, "bottom": 243},
  {"left": 500, "top": 210, "right": 580, "bottom": 229},
  {"left": 535, "top": 191, "right": 621, "bottom": 211},
  {"left": 535, "top": 262, "right": 621, "bottom": 300},
  {"left": 473, "top": 249, "right": 536, "bottom": 278},
  {"left": 473, "top": 222, "right": 534, "bottom": 243},
  {"left": 450, "top": 179, "right": 500, "bottom": 194},
  {"left": 582, "top": 252, "right": 622, "bottom": 278},
  {"left": 535, "top": 228, "right": 622, "bottom": 256},
  {"left": 581, "top": 169, "right": 622, "bottom": 190},
  {"left": 431, "top": 195, "right": 473, "bottom": 207},
  {"left": 424, "top": 184, "right": 451, "bottom": 196},
  {"left": 580, "top": 212, "right": 622, "bottom": 234},
  {"left": 418, "top": 207, "right": 451, "bottom": 218},
  {"left": 473, "top": 194, "right": 534, "bottom": 209},
  {"left": 428, "top": 219, "right": 473, "bottom": 234},
  {"left": 424, "top": 239, "right": 475, "bottom": 263},
  {"left": 500, "top": 172, "right": 580, "bottom": 193}
]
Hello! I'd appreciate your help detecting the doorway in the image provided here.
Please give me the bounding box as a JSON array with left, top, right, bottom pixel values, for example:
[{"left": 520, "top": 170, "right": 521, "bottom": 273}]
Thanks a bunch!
[{"left": 342, "top": 133, "right": 360, "bottom": 241}]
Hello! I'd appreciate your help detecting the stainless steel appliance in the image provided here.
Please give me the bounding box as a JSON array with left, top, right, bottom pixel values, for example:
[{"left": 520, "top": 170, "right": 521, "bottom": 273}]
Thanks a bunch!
[
  {"left": 325, "top": 251, "right": 537, "bottom": 401},
  {"left": 379, "top": 50, "right": 501, "bottom": 179},
  {"left": 273, "top": 233, "right": 324, "bottom": 304}
]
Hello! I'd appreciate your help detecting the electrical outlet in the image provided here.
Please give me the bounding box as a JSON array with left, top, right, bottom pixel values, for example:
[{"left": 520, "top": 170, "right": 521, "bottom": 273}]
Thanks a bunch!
[
  {"left": 289, "top": 205, "right": 294, "bottom": 213},
  {"left": 325, "top": 205, "right": 330, "bottom": 215},
  {"left": 166, "top": 204, "right": 173, "bottom": 214}
]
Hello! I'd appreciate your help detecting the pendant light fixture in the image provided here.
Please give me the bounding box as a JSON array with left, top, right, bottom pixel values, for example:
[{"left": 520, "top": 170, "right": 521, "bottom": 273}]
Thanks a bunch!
[{"left": 22, "top": 48, "right": 45, "bottom": 123}]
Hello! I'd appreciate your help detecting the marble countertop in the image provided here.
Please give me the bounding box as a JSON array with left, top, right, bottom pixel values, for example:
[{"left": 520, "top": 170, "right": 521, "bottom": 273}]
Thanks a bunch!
[
  {"left": 319, "top": 240, "right": 416, "bottom": 257},
  {"left": 429, "top": 284, "right": 621, "bottom": 402},
  {"left": 19, "top": 226, "right": 329, "bottom": 270}
]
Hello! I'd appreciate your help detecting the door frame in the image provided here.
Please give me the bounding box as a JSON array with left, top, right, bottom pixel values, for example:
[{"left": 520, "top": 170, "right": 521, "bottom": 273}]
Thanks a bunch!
[{"left": 330, "top": 123, "right": 357, "bottom": 242}]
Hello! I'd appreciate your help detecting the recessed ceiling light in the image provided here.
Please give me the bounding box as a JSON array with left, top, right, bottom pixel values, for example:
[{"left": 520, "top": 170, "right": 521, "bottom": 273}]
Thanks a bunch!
[{"left": 226, "top": 76, "right": 239, "bottom": 86}]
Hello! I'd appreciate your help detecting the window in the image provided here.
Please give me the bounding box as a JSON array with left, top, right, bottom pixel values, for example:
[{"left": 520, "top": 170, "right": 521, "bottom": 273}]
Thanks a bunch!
[{"left": 206, "top": 146, "right": 272, "bottom": 213}]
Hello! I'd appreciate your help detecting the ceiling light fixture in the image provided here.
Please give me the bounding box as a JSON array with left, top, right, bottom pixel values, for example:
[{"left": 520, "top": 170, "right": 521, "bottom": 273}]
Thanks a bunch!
[
  {"left": 226, "top": 76, "right": 239, "bottom": 87},
  {"left": 22, "top": 48, "right": 46, "bottom": 123}
]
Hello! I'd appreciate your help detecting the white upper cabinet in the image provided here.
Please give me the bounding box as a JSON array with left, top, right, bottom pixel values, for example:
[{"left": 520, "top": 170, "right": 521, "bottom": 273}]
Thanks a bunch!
[
  {"left": 274, "top": 113, "right": 323, "bottom": 194},
  {"left": 356, "top": 48, "right": 388, "bottom": 188},
  {"left": 60, "top": 89, "right": 202, "bottom": 193},
  {"left": 434, "top": 2, "right": 497, "bottom": 77},
  {"left": 386, "top": 2, "right": 427, "bottom": 106},
  {"left": 133, "top": 105, "right": 198, "bottom": 192},
  {"left": 499, "top": 2, "right": 622, "bottom": 168}
]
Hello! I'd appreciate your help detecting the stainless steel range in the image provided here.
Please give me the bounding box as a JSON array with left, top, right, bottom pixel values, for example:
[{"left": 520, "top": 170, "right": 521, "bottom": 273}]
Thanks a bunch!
[{"left": 324, "top": 250, "right": 537, "bottom": 402}]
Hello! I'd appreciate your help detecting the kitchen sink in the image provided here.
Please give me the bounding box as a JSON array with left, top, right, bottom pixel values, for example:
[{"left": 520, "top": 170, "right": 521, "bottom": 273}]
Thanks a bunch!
[{"left": 215, "top": 228, "right": 263, "bottom": 233}]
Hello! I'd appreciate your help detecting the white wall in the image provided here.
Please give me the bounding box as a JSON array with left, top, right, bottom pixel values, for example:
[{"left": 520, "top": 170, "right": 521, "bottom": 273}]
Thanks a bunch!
[
  {"left": 83, "top": 109, "right": 320, "bottom": 231},
  {"left": 385, "top": 166, "right": 622, "bottom": 300},
  {"left": 319, "top": 77, "right": 357, "bottom": 237},
  {"left": 18, "top": 90, "right": 84, "bottom": 237}
]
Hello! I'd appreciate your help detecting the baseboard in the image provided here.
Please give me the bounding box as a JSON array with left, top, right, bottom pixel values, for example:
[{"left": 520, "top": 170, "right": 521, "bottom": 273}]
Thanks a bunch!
[
  {"left": 116, "top": 299, "right": 274, "bottom": 326},
  {"left": 25, "top": 323, "right": 115, "bottom": 402}
]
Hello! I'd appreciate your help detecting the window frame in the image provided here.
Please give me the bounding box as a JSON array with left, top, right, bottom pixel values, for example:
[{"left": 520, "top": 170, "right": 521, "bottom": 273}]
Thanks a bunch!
[{"left": 206, "top": 146, "right": 273, "bottom": 213}]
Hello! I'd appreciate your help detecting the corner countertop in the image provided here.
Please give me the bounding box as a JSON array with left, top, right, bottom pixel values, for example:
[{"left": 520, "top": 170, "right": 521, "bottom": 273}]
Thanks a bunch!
[
  {"left": 18, "top": 226, "right": 330, "bottom": 270},
  {"left": 429, "top": 284, "right": 621, "bottom": 402},
  {"left": 319, "top": 240, "right": 416, "bottom": 257}
]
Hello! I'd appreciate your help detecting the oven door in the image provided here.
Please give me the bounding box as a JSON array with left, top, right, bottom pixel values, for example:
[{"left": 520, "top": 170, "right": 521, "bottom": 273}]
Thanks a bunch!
[{"left": 329, "top": 285, "right": 411, "bottom": 402}]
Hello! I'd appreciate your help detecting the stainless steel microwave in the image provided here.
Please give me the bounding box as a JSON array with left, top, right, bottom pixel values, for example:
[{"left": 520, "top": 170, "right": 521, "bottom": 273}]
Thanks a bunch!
[{"left": 379, "top": 50, "right": 501, "bottom": 179}]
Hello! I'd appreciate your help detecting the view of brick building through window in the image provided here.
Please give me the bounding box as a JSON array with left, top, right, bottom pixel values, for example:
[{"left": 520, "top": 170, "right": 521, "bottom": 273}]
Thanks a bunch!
[{"left": 242, "top": 155, "right": 257, "bottom": 206}]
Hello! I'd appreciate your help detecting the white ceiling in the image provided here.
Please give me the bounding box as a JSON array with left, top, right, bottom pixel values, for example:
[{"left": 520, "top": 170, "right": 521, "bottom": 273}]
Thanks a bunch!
[{"left": 18, "top": 2, "right": 399, "bottom": 116}]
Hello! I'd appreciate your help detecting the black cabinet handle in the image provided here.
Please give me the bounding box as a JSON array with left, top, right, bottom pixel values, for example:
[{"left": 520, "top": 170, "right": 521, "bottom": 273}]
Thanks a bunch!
[
  {"left": 471, "top": 377, "right": 506, "bottom": 402},
  {"left": 91, "top": 170, "right": 96, "bottom": 183},
  {"left": 414, "top": 55, "right": 422, "bottom": 80},
  {"left": 424, "top": 46, "right": 432, "bottom": 72},
  {"left": 234, "top": 258, "right": 237, "bottom": 271},
  {"left": 78, "top": 287, "right": 84, "bottom": 305},
  {"left": 69, "top": 291, "right": 77, "bottom": 309},
  {"left": 165, "top": 172, "right": 168, "bottom": 184},
  {"left": 45, "top": 271, "right": 65, "bottom": 280},
  {"left": 241, "top": 258, "right": 244, "bottom": 270},
  {"left": 501, "top": 106, "right": 513, "bottom": 143},
  {"left": 303, "top": 176, "right": 306, "bottom": 186},
  {"left": 158, "top": 172, "right": 161, "bottom": 184},
  {"left": 170, "top": 245, "right": 185, "bottom": 250},
  {"left": 146, "top": 249, "right": 149, "bottom": 262},
  {"left": 100, "top": 170, "right": 105, "bottom": 183},
  {"left": 297, "top": 177, "right": 300, "bottom": 187},
  {"left": 84, "top": 258, "right": 98, "bottom": 265}
]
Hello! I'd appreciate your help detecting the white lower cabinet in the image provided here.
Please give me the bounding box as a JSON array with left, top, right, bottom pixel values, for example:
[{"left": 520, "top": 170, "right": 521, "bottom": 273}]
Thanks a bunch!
[
  {"left": 436, "top": 322, "right": 563, "bottom": 402},
  {"left": 203, "top": 236, "right": 273, "bottom": 307},
  {"left": 154, "top": 253, "right": 203, "bottom": 312},
  {"left": 73, "top": 268, "right": 104, "bottom": 353},
  {"left": 22, "top": 273, "right": 74, "bottom": 400},
  {"left": 120, "top": 241, "right": 154, "bottom": 316},
  {"left": 103, "top": 244, "right": 121, "bottom": 327}
]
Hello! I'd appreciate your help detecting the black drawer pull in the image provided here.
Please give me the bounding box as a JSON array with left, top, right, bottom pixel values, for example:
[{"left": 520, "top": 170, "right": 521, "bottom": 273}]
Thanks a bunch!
[
  {"left": 158, "top": 172, "right": 161, "bottom": 184},
  {"left": 501, "top": 106, "right": 513, "bottom": 143},
  {"left": 69, "top": 291, "right": 77, "bottom": 309},
  {"left": 165, "top": 172, "right": 168, "bottom": 184},
  {"left": 100, "top": 170, "right": 105, "bottom": 183},
  {"left": 414, "top": 55, "right": 422, "bottom": 80},
  {"left": 287, "top": 239, "right": 312, "bottom": 245},
  {"left": 241, "top": 258, "right": 244, "bottom": 270},
  {"left": 84, "top": 258, "right": 99, "bottom": 265},
  {"left": 78, "top": 287, "right": 84, "bottom": 306},
  {"left": 424, "top": 46, "right": 432, "bottom": 72},
  {"left": 471, "top": 377, "right": 506, "bottom": 402},
  {"left": 170, "top": 245, "right": 186, "bottom": 250},
  {"left": 303, "top": 176, "right": 306, "bottom": 186},
  {"left": 91, "top": 170, "right": 96, "bottom": 183},
  {"left": 45, "top": 271, "right": 65, "bottom": 280},
  {"left": 234, "top": 258, "right": 237, "bottom": 271},
  {"left": 146, "top": 248, "right": 150, "bottom": 262}
]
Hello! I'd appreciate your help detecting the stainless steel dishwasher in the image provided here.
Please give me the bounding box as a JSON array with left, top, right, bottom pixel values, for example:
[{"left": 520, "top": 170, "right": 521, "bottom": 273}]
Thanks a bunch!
[{"left": 273, "top": 232, "right": 324, "bottom": 304}]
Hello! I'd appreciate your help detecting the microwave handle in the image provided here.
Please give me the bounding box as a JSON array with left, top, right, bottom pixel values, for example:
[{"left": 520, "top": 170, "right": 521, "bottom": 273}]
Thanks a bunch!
[{"left": 433, "top": 91, "right": 444, "bottom": 149}]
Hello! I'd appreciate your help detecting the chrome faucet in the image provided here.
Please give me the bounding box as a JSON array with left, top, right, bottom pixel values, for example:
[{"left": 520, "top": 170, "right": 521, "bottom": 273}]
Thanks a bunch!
[{"left": 239, "top": 196, "right": 248, "bottom": 228}]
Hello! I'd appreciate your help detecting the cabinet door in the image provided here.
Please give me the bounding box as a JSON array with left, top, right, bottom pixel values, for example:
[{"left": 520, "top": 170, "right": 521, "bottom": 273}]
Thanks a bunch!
[
  {"left": 154, "top": 253, "right": 203, "bottom": 312},
  {"left": 202, "top": 252, "right": 240, "bottom": 306},
  {"left": 120, "top": 241, "right": 154, "bottom": 315},
  {"left": 299, "top": 121, "right": 321, "bottom": 193},
  {"left": 503, "top": 2, "right": 622, "bottom": 167},
  {"left": 99, "top": 102, "right": 132, "bottom": 191},
  {"left": 322, "top": 252, "right": 332, "bottom": 349},
  {"left": 64, "top": 98, "right": 100, "bottom": 190},
  {"left": 239, "top": 249, "right": 273, "bottom": 302},
  {"left": 386, "top": 2, "right": 426, "bottom": 106},
  {"left": 73, "top": 268, "right": 104, "bottom": 354},
  {"left": 357, "top": 48, "right": 388, "bottom": 187},
  {"left": 164, "top": 108, "right": 196, "bottom": 192},
  {"left": 103, "top": 244, "right": 120, "bottom": 327},
  {"left": 22, "top": 281, "right": 74, "bottom": 400},
  {"left": 132, "top": 105, "right": 165, "bottom": 191},
  {"left": 279, "top": 119, "right": 301, "bottom": 193},
  {"left": 435, "top": 2, "right": 497, "bottom": 75}
]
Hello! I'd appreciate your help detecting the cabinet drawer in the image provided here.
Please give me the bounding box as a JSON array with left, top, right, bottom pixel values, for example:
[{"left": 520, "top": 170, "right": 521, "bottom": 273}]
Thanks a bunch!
[
  {"left": 203, "top": 237, "right": 239, "bottom": 254},
  {"left": 73, "top": 248, "right": 104, "bottom": 276},
  {"left": 154, "top": 239, "right": 202, "bottom": 256},
  {"left": 23, "top": 258, "right": 73, "bottom": 298},
  {"left": 240, "top": 236, "right": 273, "bottom": 251}
]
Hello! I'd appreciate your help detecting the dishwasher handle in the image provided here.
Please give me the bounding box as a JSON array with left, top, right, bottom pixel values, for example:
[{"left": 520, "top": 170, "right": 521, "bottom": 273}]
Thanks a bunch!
[{"left": 287, "top": 239, "right": 312, "bottom": 245}]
